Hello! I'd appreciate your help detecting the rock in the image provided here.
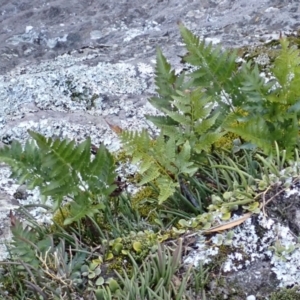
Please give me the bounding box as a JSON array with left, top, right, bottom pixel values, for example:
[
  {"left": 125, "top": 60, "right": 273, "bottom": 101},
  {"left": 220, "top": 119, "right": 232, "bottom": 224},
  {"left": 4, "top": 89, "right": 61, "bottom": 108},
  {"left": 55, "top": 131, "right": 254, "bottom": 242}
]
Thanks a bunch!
[
  {"left": 0, "top": 0, "right": 300, "bottom": 297},
  {"left": 13, "top": 184, "right": 28, "bottom": 200},
  {"left": 184, "top": 177, "right": 300, "bottom": 298}
]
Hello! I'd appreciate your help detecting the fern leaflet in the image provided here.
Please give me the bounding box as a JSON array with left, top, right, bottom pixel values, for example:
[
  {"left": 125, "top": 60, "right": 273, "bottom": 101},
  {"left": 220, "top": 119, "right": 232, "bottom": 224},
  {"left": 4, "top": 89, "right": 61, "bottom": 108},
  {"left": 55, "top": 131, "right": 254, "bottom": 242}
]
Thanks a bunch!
[{"left": 0, "top": 131, "right": 117, "bottom": 222}]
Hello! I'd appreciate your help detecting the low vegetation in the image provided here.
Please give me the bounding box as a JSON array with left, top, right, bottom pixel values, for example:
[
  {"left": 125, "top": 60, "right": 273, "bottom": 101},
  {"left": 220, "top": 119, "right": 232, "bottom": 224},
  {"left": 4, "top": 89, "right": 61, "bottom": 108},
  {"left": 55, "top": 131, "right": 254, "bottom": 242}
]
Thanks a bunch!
[{"left": 0, "top": 24, "right": 300, "bottom": 299}]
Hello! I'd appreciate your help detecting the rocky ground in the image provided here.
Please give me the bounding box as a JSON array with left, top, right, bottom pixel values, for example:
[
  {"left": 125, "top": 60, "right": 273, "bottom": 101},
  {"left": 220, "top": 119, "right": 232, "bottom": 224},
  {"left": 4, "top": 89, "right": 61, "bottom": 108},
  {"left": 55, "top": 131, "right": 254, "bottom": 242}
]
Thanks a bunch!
[{"left": 1, "top": 0, "right": 300, "bottom": 298}]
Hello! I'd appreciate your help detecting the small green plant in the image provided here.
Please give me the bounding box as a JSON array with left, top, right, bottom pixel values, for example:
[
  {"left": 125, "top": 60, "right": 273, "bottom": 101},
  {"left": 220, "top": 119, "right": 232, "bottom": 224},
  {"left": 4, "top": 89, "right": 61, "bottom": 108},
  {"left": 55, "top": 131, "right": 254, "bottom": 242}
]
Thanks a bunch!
[
  {"left": 0, "top": 131, "right": 117, "bottom": 225},
  {"left": 2, "top": 24, "right": 300, "bottom": 299},
  {"left": 81, "top": 260, "right": 105, "bottom": 290},
  {"left": 115, "top": 239, "right": 192, "bottom": 300},
  {"left": 270, "top": 287, "right": 300, "bottom": 300},
  {"left": 0, "top": 216, "right": 88, "bottom": 299},
  {"left": 120, "top": 129, "right": 198, "bottom": 204},
  {"left": 176, "top": 24, "right": 300, "bottom": 158}
]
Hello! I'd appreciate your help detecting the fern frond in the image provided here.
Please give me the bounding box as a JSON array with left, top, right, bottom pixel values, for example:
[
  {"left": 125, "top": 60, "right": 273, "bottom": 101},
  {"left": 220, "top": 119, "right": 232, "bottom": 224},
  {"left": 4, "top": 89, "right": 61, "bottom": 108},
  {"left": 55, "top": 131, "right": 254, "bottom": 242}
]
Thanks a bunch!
[
  {"left": 149, "top": 48, "right": 188, "bottom": 111},
  {"left": 64, "top": 193, "right": 106, "bottom": 225},
  {"left": 224, "top": 114, "right": 273, "bottom": 155},
  {"left": 178, "top": 24, "right": 241, "bottom": 107},
  {"left": 0, "top": 139, "right": 46, "bottom": 189},
  {"left": 145, "top": 115, "right": 179, "bottom": 127},
  {"left": 88, "top": 143, "right": 116, "bottom": 195},
  {"left": 146, "top": 46, "right": 192, "bottom": 129},
  {"left": 120, "top": 129, "right": 198, "bottom": 203},
  {"left": 159, "top": 88, "right": 223, "bottom": 154},
  {"left": 0, "top": 131, "right": 117, "bottom": 219},
  {"left": 195, "top": 132, "right": 225, "bottom": 153},
  {"left": 229, "top": 38, "right": 300, "bottom": 157},
  {"left": 240, "top": 63, "right": 273, "bottom": 105},
  {"left": 161, "top": 108, "right": 189, "bottom": 125},
  {"left": 138, "top": 167, "right": 161, "bottom": 186},
  {"left": 175, "top": 141, "right": 198, "bottom": 175},
  {"left": 139, "top": 156, "right": 154, "bottom": 174},
  {"left": 271, "top": 38, "right": 300, "bottom": 106},
  {"left": 10, "top": 220, "right": 42, "bottom": 268},
  {"left": 156, "top": 176, "right": 179, "bottom": 204},
  {"left": 194, "top": 111, "right": 220, "bottom": 135}
]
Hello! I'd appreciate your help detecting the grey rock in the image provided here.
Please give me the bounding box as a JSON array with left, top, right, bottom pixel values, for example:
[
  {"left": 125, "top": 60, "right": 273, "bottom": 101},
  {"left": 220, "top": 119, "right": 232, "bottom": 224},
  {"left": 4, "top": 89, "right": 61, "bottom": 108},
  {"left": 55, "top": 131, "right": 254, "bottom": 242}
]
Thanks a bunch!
[
  {"left": 0, "top": 0, "right": 300, "bottom": 297},
  {"left": 13, "top": 184, "right": 28, "bottom": 200}
]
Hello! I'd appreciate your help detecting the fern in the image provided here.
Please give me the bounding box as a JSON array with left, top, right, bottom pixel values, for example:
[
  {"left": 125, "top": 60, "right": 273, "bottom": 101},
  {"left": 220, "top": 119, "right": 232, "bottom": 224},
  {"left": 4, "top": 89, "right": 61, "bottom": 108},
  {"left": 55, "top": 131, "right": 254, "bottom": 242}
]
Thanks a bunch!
[
  {"left": 178, "top": 24, "right": 246, "bottom": 117},
  {"left": 120, "top": 129, "right": 198, "bottom": 204},
  {"left": 272, "top": 38, "right": 300, "bottom": 103},
  {"left": 148, "top": 47, "right": 189, "bottom": 114},
  {"left": 175, "top": 25, "right": 300, "bottom": 157},
  {"left": 146, "top": 25, "right": 239, "bottom": 154},
  {"left": 224, "top": 114, "right": 273, "bottom": 154},
  {"left": 0, "top": 131, "right": 117, "bottom": 223},
  {"left": 224, "top": 38, "right": 300, "bottom": 157},
  {"left": 150, "top": 87, "right": 224, "bottom": 155}
]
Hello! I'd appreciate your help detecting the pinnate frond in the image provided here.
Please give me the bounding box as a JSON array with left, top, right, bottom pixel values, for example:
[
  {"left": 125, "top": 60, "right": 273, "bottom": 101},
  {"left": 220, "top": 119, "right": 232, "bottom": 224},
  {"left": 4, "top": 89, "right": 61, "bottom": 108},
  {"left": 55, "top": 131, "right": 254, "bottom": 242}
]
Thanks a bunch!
[
  {"left": 120, "top": 129, "right": 198, "bottom": 203},
  {"left": 0, "top": 131, "right": 117, "bottom": 217}
]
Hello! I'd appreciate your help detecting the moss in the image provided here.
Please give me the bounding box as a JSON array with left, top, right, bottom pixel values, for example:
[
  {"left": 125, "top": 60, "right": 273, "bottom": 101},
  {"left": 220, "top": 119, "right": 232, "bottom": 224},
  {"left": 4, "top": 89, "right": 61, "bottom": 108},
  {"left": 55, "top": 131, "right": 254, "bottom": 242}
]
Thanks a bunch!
[
  {"left": 234, "top": 34, "right": 300, "bottom": 73},
  {"left": 106, "top": 255, "right": 133, "bottom": 276},
  {"left": 50, "top": 203, "right": 112, "bottom": 245},
  {"left": 214, "top": 131, "right": 241, "bottom": 150},
  {"left": 270, "top": 287, "right": 300, "bottom": 300},
  {"left": 113, "top": 149, "right": 131, "bottom": 164},
  {"left": 131, "top": 186, "right": 159, "bottom": 222},
  {"left": 105, "top": 230, "right": 158, "bottom": 275},
  {"left": 51, "top": 203, "right": 73, "bottom": 230}
]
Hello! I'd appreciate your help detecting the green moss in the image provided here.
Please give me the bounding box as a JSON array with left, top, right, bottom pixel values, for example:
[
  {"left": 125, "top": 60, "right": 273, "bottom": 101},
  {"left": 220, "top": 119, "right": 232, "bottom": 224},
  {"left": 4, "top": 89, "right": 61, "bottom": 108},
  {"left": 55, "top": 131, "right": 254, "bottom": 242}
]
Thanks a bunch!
[
  {"left": 214, "top": 131, "right": 241, "bottom": 150},
  {"left": 113, "top": 149, "right": 131, "bottom": 164},
  {"left": 270, "top": 287, "right": 300, "bottom": 300},
  {"left": 51, "top": 204, "right": 112, "bottom": 245},
  {"left": 51, "top": 203, "right": 72, "bottom": 230},
  {"left": 105, "top": 231, "right": 158, "bottom": 275},
  {"left": 235, "top": 34, "right": 300, "bottom": 72},
  {"left": 131, "top": 186, "right": 159, "bottom": 222}
]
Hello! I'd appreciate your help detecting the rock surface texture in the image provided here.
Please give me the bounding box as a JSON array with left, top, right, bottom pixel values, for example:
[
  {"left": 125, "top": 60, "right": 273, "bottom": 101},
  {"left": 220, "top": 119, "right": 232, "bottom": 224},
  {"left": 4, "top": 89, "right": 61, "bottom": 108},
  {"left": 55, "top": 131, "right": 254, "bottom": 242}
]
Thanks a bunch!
[{"left": 1, "top": 0, "right": 300, "bottom": 298}]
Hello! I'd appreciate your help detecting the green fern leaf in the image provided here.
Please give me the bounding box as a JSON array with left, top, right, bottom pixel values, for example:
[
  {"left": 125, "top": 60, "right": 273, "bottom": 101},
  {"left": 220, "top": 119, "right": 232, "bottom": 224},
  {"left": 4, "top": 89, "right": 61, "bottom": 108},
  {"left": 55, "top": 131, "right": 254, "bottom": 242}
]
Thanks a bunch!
[
  {"left": 88, "top": 143, "right": 116, "bottom": 195},
  {"left": 224, "top": 115, "right": 273, "bottom": 154},
  {"left": 178, "top": 24, "right": 240, "bottom": 107},
  {"left": 0, "top": 131, "right": 117, "bottom": 220},
  {"left": 146, "top": 46, "right": 191, "bottom": 128},
  {"left": 0, "top": 139, "right": 46, "bottom": 188},
  {"left": 65, "top": 193, "right": 106, "bottom": 225},
  {"left": 165, "top": 135, "right": 176, "bottom": 164},
  {"left": 195, "top": 112, "right": 221, "bottom": 135},
  {"left": 139, "top": 156, "right": 153, "bottom": 174},
  {"left": 273, "top": 38, "right": 300, "bottom": 101},
  {"left": 195, "top": 132, "right": 225, "bottom": 153},
  {"left": 121, "top": 128, "right": 198, "bottom": 203},
  {"left": 240, "top": 63, "right": 273, "bottom": 105},
  {"left": 161, "top": 109, "right": 189, "bottom": 125},
  {"left": 138, "top": 167, "right": 160, "bottom": 186},
  {"left": 145, "top": 115, "right": 179, "bottom": 127},
  {"left": 175, "top": 141, "right": 198, "bottom": 175},
  {"left": 156, "top": 176, "right": 178, "bottom": 204},
  {"left": 150, "top": 48, "right": 186, "bottom": 110}
]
